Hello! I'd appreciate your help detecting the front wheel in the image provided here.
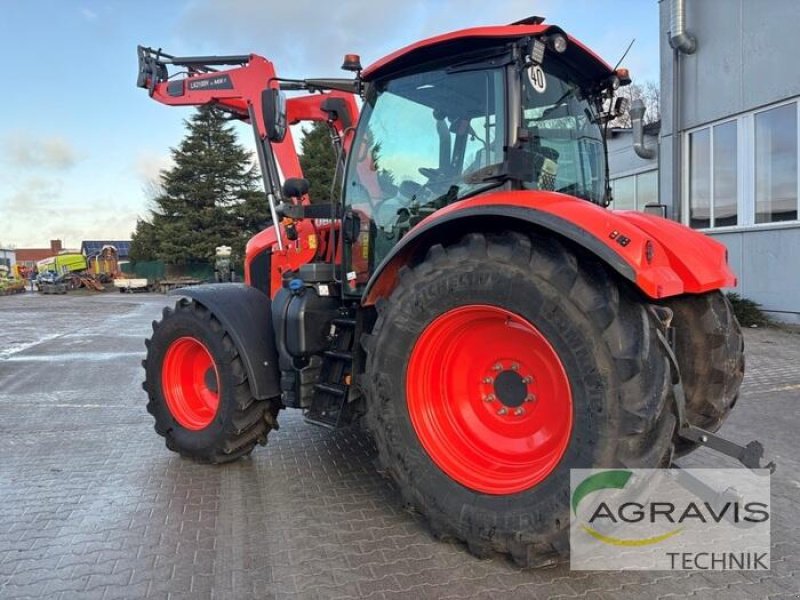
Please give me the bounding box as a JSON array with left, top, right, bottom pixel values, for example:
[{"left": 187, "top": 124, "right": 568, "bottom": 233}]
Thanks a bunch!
[
  {"left": 364, "top": 232, "right": 676, "bottom": 566},
  {"left": 143, "top": 298, "right": 279, "bottom": 463}
]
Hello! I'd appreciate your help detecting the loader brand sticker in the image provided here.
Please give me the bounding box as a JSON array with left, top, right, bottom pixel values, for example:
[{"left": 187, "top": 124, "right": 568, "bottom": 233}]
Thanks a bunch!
[
  {"left": 188, "top": 74, "right": 234, "bottom": 91},
  {"left": 570, "top": 469, "right": 771, "bottom": 571},
  {"left": 528, "top": 65, "right": 547, "bottom": 93}
]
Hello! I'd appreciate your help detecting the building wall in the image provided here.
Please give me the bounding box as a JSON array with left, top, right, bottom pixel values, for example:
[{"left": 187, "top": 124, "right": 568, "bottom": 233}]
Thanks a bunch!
[
  {"left": 607, "top": 131, "right": 660, "bottom": 210},
  {"left": 714, "top": 226, "right": 800, "bottom": 324},
  {"left": 607, "top": 131, "right": 659, "bottom": 178},
  {"left": 657, "top": 0, "right": 800, "bottom": 321},
  {"left": 0, "top": 249, "right": 16, "bottom": 269}
]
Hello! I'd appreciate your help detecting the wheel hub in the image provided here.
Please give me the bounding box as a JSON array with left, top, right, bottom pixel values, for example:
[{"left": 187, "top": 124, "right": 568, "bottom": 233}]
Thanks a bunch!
[{"left": 493, "top": 369, "right": 527, "bottom": 408}]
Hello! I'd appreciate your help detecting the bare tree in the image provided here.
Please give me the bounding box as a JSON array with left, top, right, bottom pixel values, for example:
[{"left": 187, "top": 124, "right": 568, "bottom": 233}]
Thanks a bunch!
[{"left": 610, "top": 80, "right": 660, "bottom": 128}]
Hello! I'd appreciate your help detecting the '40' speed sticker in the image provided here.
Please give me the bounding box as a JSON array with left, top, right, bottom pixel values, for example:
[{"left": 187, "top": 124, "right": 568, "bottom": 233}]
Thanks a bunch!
[{"left": 528, "top": 65, "right": 546, "bottom": 93}]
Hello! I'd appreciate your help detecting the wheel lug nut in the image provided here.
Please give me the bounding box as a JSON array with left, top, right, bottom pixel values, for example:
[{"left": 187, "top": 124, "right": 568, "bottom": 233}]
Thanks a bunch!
[
  {"left": 522, "top": 376, "right": 533, "bottom": 384},
  {"left": 514, "top": 407, "right": 525, "bottom": 416},
  {"left": 525, "top": 393, "right": 536, "bottom": 403},
  {"left": 497, "top": 407, "right": 508, "bottom": 416},
  {"left": 482, "top": 377, "right": 493, "bottom": 384},
  {"left": 511, "top": 362, "right": 519, "bottom": 371},
  {"left": 492, "top": 363, "right": 503, "bottom": 371},
  {"left": 484, "top": 394, "right": 496, "bottom": 402}
]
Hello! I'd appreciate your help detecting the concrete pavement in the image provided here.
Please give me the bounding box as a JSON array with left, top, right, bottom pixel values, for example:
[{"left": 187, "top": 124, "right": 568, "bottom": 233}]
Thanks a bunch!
[{"left": 0, "top": 291, "right": 798, "bottom": 599}]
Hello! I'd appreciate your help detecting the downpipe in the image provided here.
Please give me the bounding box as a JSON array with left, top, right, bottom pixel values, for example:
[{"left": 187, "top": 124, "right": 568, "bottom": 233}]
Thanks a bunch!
[
  {"left": 669, "top": 0, "right": 696, "bottom": 222},
  {"left": 630, "top": 99, "right": 657, "bottom": 160},
  {"left": 669, "top": 0, "right": 697, "bottom": 54}
]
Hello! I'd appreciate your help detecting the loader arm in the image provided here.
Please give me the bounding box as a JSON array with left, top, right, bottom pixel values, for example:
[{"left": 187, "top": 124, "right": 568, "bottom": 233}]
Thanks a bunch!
[{"left": 136, "top": 46, "right": 359, "bottom": 182}]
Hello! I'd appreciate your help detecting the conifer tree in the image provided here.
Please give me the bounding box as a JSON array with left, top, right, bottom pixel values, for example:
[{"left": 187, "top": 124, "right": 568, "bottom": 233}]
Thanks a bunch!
[
  {"left": 298, "top": 122, "right": 339, "bottom": 201},
  {"left": 130, "top": 106, "right": 267, "bottom": 264}
]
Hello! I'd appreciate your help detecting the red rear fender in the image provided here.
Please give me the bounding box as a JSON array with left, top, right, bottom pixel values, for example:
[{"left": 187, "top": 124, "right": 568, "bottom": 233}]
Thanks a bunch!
[{"left": 363, "top": 190, "right": 735, "bottom": 305}]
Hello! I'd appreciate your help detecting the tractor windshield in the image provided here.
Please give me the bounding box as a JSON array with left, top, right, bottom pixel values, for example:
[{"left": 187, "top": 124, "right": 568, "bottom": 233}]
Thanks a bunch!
[{"left": 343, "top": 67, "right": 506, "bottom": 290}]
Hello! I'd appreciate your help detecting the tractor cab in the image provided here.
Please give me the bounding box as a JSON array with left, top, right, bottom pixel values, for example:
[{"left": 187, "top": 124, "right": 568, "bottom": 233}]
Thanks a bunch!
[{"left": 340, "top": 22, "right": 628, "bottom": 292}]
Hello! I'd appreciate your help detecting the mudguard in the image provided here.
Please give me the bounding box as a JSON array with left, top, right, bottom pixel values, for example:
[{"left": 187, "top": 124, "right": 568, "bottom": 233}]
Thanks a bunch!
[
  {"left": 170, "top": 284, "right": 281, "bottom": 400},
  {"left": 363, "top": 190, "right": 736, "bottom": 305}
]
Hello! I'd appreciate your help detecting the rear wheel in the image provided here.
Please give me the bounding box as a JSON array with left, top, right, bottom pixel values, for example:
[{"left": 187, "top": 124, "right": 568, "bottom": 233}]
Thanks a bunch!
[
  {"left": 364, "top": 232, "right": 676, "bottom": 566},
  {"left": 143, "top": 298, "right": 279, "bottom": 463},
  {"left": 662, "top": 292, "right": 744, "bottom": 456}
]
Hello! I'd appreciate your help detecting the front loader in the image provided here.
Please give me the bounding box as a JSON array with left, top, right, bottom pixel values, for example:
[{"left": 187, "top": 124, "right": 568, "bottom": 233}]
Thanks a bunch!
[{"left": 137, "top": 15, "right": 770, "bottom": 566}]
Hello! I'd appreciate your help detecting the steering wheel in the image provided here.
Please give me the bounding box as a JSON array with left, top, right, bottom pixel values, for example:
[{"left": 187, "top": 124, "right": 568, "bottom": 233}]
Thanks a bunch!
[
  {"left": 416, "top": 167, "right": 453, "bottom": 201},
  {"left": 418, "top": 167, "right": 440, "bottom": 180}
]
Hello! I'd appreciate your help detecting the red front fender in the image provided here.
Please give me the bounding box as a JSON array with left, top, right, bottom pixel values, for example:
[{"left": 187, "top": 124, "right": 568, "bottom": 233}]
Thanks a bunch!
[{"left": 363, "top": 190, "right": 736, "bottom": 305}]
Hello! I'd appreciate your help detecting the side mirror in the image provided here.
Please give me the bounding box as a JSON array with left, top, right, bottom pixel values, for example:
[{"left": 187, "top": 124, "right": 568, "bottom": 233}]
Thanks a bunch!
[{"left": 261, "top": 88, "right": 287, "bottom": 142}]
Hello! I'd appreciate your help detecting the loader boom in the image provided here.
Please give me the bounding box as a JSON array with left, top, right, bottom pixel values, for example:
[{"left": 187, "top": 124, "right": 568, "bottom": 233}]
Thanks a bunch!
[{"left": 137, "top": 46, "right": 359, "bottom": 186}]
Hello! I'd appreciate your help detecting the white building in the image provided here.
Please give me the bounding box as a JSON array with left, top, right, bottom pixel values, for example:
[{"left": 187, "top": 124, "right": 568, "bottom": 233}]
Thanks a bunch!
[{"left": 609, "top": 0, "right": 800, "bottom": 323}]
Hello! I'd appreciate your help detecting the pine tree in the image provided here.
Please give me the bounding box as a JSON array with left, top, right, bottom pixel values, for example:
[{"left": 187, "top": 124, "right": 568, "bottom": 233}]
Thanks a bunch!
[
  {"left": 298, "top": 122, "right": 339, "bottom": 202},
  {"left": 130, "top": 106, "right": 267, "bottom": 264}
]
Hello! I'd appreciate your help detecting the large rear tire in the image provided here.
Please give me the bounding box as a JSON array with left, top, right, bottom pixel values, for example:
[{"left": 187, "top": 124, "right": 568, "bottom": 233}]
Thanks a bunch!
[
  {"left": 662, "top": 292, "right": 744, "bottom": 456},
  {"left": 364, "top": 232, "right": 676, "bottom": 566},
  {"left": 143, "top": 298, "right": 279, "bottom": 463}
]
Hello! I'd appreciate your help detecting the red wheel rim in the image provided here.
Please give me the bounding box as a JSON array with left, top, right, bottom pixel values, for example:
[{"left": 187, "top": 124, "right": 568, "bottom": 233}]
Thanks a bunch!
[
  {"left": 406, "top": 305, "right": 573, "bottom": 495},
  {"left": 162, "top": 336, "right": 220, "bottom": 430}
]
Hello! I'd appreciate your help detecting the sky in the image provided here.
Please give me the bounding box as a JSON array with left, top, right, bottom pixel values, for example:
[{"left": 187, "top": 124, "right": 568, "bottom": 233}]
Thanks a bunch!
[{"left": 0, "top": 0, "right": 660, "bottom": 249}]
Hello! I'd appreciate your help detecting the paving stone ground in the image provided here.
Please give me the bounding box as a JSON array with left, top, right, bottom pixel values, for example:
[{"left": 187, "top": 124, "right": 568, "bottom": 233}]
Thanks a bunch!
[{"left": 0, "top": 291, "right": 798, "bottom": 599}]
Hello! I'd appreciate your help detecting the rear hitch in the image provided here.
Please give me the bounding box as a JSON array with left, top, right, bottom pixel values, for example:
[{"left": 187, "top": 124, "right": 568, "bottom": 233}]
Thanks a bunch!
[{"left": 676, "top": 425, "right": 776, "bottom": 473}]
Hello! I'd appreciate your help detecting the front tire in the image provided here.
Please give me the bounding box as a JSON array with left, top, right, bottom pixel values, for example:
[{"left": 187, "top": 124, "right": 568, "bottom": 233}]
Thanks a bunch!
[
  {"left": 143, "top": 298, "right": 278, "bottom": 463},
  {"left": 364, "top": 232, "right": 676, "bottom": 566}
]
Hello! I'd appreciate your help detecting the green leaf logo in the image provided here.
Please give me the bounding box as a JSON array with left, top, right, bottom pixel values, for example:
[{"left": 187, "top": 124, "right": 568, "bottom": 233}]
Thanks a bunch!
[
  {"left": 572, "top": 470, "right": 632, "bottom": 515},
  {"left": 572, "top": 470, "right": 682, "bottom": 547}
]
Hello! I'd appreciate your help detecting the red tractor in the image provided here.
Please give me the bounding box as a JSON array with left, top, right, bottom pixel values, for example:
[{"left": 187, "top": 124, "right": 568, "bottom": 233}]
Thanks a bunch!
[{"left": 138, "top": 16, "right": 769, "bottom": 566}]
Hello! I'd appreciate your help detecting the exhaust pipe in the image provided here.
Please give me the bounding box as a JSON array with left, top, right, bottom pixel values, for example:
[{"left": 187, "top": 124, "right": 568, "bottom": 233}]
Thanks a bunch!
[
  {"left": 669, "top": 0, "right": 696, "bottom": 54},
  {"left": 630, "top": 99, "right": 656, "bottom": 160}
]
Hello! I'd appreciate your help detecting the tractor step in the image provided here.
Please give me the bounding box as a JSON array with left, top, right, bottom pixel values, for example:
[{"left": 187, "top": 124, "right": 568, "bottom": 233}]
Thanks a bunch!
[
  {"left": 303, "top": 410, "right": 339, "bottom": 429},
  {"left": 324, "top": 349, "right": 352, "bottom": 361},
  {"left": 313, "top": 382, "right": 347, "bottom": 397},
  {"left": 331, "top": 317, "right": 356, "bottom": 328},
  {"left": 306, "top": 311, "right": 357, "bottom": 428}
]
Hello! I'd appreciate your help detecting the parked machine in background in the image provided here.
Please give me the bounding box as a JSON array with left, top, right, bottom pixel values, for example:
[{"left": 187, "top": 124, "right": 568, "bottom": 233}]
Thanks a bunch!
[
  {"left": 137, "top": 15, "right": 769, "bottom": 566},
  {"left": 88, "top": 245, "right": 121, "bottom": 283},
  {"left": 214, "top": 246, "right": 233, "bottom": 283}
]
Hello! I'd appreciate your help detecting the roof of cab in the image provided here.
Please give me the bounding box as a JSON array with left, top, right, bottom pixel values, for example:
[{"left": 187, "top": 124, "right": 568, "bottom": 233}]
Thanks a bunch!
[{"left": 361, "top": 21, "right": 613, "bottom": 82}]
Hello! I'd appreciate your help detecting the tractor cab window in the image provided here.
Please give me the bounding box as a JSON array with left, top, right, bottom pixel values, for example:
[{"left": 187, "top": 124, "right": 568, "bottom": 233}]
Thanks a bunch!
[
  {"left": 343, "top": 67, "right": 506, "bottom": 291},
  {"left": 519, "top": 61, "right": 606, "bottom": 204}
]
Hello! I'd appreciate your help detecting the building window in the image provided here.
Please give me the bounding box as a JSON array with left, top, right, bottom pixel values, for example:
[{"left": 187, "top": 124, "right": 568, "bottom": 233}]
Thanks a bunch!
[
  {"left": 689, "top": 128, "right": 711, "bottom": 228},
  {"left": 688, "top": 121, "right": 738, "bottom": 228},
  {"left": 755, "top": 103, "right": 798, "bottom": 223},
  {"left": 611, "top": 170, "right": 658, "bottom": 211},
  {"left": 685, "top": 98, "right": 800, "bottom": 230},
  {"left": 714, "top": 121, "right": 738, "bottom": 226}
]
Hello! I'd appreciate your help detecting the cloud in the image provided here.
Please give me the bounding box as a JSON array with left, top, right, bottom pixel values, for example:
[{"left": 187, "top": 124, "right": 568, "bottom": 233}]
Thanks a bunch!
[
  {"left": 3, "top": 178, "right": 63, "bottom": 213},
  {"left": 2, "top": 133, "right": 79, "bottom": 170},
  {"left": 133, "top": 152, "right": 174, "bottom": 184},
  {"left": 0, "top": 177, "right": 140, "bottom": 247},
  {"left": 175, "top": 0, "right": 554, "bottom": 76},
  {"left": 80, "top": 7, "right": 98, "bottom": 21}
]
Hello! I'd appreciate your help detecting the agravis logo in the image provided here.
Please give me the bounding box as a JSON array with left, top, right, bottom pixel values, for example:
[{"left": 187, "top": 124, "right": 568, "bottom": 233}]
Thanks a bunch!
[{"left": 570, "top": 468, "right": 771, "bottom": 570}]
